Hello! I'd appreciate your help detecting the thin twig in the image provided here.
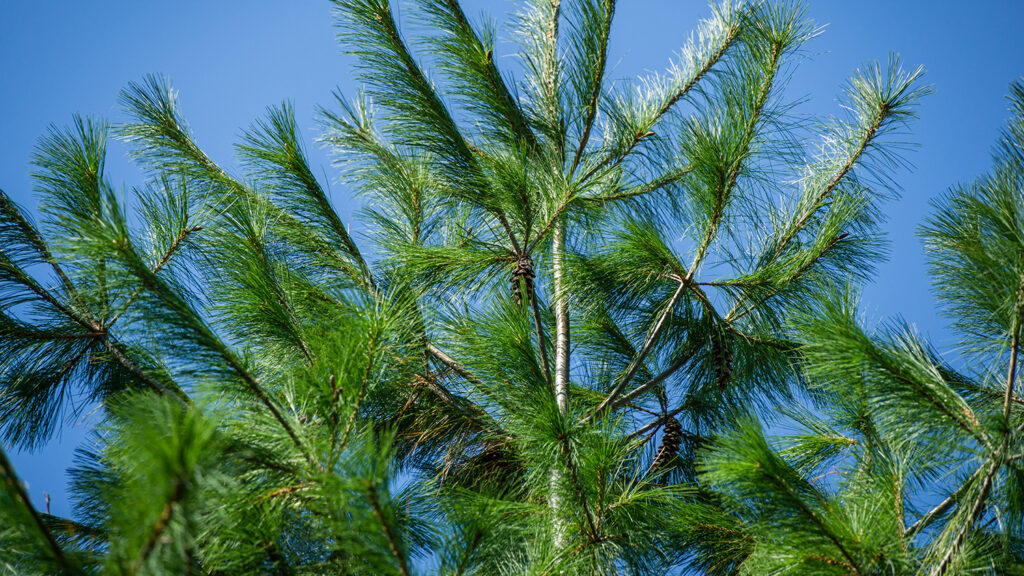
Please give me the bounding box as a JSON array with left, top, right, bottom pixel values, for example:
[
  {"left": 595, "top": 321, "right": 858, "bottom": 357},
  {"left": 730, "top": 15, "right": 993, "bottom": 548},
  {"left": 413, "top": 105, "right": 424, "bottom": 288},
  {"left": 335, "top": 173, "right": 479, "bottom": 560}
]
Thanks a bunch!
[
  {"left": 128, "top": 477, "right": 186, "bottom": 576},
  {"left": 366, "top": 483, "right": 411, "bottom": 576},
  {"left": 569, "top": 0, "right": 617, "bottom": 178},
  {"left": 530, "top": 290, "right": 554, "bottom": 387},
  {"left": 613, "top": 349, "right": 697, "bottom": 413},
  {"left": 0, "top": 447, "right": 77, "bottom": 575},
  {"left": 105, "top": 225, "right": 201, "bottom": 329},
  {"left": 558, "top": 432, "right": 599, "bottom": 540},
  {"left": 905, "top": 464, "right": 985, "bottom": 539},
  {"left": 589, "top": 281, "right": 687, "bottom": 420},
  {"left": 576, "top": 19, "right": 741, "bottom": 186},
  {"left": 627, "top": 399, "right": 692, "bottom": 442},
  {"left": 576, "top": 167, "right": 690, "bottom": 204},
  {"left": 339, "top": 334, "right": 379, "bottom": 449},
  {"left": 102, "top": 336, "right": 189, "bottom": 404}
]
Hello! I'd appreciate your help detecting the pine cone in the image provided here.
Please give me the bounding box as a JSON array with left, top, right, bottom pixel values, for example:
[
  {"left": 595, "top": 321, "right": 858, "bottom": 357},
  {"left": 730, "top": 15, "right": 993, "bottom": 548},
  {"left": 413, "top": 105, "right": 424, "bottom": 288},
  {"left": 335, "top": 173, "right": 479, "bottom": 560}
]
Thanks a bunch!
[
  {"left": 710, "top": 328, "right": 733, "bottom": 390},
  {"left": 509, "top": 255, "right": 535, "bottom": 304},
  {"left": 649, "top": 417, "right": 683, "bottom": 473}
]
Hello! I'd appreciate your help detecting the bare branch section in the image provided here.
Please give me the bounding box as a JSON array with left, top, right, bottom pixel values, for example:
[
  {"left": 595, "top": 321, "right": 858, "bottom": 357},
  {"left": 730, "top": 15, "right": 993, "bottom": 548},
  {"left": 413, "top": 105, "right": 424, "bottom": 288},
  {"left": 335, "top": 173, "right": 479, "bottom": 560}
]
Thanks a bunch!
[{"left": 552, "top": 218, "right": 571, "bottom": 413}]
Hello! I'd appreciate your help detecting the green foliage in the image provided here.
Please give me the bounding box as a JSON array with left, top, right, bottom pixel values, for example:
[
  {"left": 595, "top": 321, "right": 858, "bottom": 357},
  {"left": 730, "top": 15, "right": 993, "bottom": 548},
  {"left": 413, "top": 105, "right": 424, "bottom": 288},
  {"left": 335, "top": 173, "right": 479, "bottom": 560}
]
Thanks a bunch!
[
  {"left": 696, "top": 81, "right": 1024, "bottom": 575},
  {"left": 12, "top": 1, "right": 1022, "bottom": 575}
]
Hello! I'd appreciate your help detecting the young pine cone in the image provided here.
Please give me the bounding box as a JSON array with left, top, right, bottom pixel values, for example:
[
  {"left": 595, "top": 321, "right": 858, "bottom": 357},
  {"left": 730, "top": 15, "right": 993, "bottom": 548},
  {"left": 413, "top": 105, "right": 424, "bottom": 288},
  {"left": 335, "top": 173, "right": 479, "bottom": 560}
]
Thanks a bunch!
[
  {"left": 649, "top": 417, "right": 683, "bottom": 473},
  {"left": 509, "top": 255, "right": 535, "bottom": 304},
  {"left": 710, "top": 329, "right": 733, "bottom": 391}
]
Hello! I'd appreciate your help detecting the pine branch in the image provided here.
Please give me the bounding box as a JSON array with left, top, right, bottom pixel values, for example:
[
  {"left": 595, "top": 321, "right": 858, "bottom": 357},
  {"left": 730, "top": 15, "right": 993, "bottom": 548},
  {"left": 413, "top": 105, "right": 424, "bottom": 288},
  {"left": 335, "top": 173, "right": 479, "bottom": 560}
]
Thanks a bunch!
[
  {"left": 237, "top": 367, "right": 320, "bottom": 471},
  {"left": 239, "top": 102, "right": 374, "bottom": 285},
  {"left": 104, "top": 224, "right": 201, "bottom": 329},
  {"left": 525, "top": 166, "right": 690, "bottom": 278},
  {"left": 332, "top": 0, "right": 523, "bottom": 254},
  {"left": 518, "top": 0, "right": 563, "bottom": 149},
  {"left": 874, "top": 355, "right": 992, "bottom": 451},
  {"left": 576, "top": 4, "right": 741, "bottom": 185},
  {"left": 726, "top": 232, "right": 850, "bottom": 322},
  {"left": 558, "top": 430, "right": 599, "bottom": 540},
  {"left": 5, "top": 268, "right": 93, "bottom": 332},
  {"left": 589, "top": 280, "right": 686, "bottom": 420},
  {"left": 127, "top": 476, "right": 186, "bottom": 576},
  {"left": 759, "top": 465, "right": 863, "bottom": 575},
  {"left": 423, "top": 0, "right": 537, "bottom": 147},
  {"left": 569, "top": 0, "right": 617, "bottom": 177},
  {"left": 1002, "top": 278, "right": 1024, "bottom": 419},
  {"left": 0, "top": 446, "right": 78, "bottom": 575},
  {"left": 524, "top": 195, "right": 573, "bottom": 255},
  {"left": 931, "top": 458, "right": 1000, "bottom": 576},
  {"left": 685, "top": 42, "right": 782, "bottom": 283},
  {"left": 424, "top": 343, "right": 499, "bottom": 426},
  {"left": 366, "top": 482, "right": 411, "bottom": 576},
  {"left": 905, "top": 464, "right": 986, "bottom": 539},
  {"left": 0, "top": 189, "right": 82, "bottom": 305},
  {"left": 928, "top": 282, "right": 1024, "bottom": 572},
  {"left": 1, "top": 220, "right": 188, "bottom": 402},
  {"left": 453, "top": 529, "right": 483, "bottom": 576},
  {"left": 338, "top": 333, "right": 378, "bottom": 449},
  {"left": 767, "top": 58, "right": 928, "bottom": 264},
  {"left": 653, "top": 9, "right": 740, "bottom": 119},
  {"left": 121, "top": 76, "right": 370, "bottom": 287},
  {"left": 769, "top": 108, "right": 886, "bottom": 262}
]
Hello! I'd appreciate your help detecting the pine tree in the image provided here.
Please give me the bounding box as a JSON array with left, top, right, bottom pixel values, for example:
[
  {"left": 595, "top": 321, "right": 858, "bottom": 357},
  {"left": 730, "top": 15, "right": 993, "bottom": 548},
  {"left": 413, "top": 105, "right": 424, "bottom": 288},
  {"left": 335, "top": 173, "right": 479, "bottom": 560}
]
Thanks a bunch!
[{"left": 0, "top": 1, "right": 938, "bottom": 574}]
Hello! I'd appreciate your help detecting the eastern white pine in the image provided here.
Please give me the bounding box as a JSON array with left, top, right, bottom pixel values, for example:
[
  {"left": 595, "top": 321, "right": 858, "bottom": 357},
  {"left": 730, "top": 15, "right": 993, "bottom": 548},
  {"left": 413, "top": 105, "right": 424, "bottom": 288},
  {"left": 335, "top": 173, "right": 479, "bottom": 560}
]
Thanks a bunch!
[{"left": 4, "top": 1, "right": 1018, "bottom": 575}]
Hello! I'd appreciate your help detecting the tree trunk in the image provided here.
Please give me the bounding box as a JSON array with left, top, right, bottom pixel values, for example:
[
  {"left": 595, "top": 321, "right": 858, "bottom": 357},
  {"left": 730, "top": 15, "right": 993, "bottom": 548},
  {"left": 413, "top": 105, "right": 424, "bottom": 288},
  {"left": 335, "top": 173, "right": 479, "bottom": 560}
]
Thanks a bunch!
[{"left": 550, "top": 216, "right": 570, "bottom": 547}]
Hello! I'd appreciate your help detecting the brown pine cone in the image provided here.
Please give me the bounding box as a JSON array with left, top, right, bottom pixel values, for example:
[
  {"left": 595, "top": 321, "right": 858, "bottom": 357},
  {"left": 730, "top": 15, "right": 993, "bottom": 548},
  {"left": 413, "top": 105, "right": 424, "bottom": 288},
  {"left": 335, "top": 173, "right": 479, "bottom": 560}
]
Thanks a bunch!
[
  {"left": 509, "top": 255, "right": 535, "bottom": 304},
  {"left": 649, "top": 417, "right": 683, "bottom": 473}
]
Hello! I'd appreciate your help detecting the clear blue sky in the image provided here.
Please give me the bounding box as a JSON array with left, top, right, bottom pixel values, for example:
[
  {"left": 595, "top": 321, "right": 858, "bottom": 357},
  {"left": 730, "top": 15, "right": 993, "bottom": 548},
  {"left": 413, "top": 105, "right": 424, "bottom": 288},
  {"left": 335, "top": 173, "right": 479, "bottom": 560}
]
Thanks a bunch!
[{"left": 1, "top": 1, "right": 1022, "bottom": 518}]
